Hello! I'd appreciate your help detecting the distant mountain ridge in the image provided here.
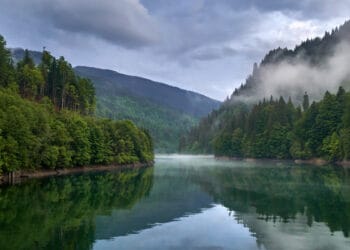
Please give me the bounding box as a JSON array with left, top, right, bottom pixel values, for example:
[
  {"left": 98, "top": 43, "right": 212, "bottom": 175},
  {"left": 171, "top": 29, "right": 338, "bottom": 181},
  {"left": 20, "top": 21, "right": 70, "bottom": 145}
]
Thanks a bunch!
[
  {"left": 180, "top": 20, "right": 350, "bottom": 154},
  {"left": 11, "top": 48, "right": 220, "bottom": 152},
  {"left": 74, "top": 66, "right": 220, "bottom": 152},
  {"left": 74, "top": 66, "right": 220, "bottom": 118},
  {"left": 230, "top": 20, "right": 350, "bottom": 102}
]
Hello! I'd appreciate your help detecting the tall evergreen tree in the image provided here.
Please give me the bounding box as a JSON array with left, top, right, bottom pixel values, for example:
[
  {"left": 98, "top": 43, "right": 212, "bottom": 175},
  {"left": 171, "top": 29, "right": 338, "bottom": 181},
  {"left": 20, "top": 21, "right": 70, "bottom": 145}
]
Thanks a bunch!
[{"left": 302, "top": 92, "right": 310, "bottom": 111}]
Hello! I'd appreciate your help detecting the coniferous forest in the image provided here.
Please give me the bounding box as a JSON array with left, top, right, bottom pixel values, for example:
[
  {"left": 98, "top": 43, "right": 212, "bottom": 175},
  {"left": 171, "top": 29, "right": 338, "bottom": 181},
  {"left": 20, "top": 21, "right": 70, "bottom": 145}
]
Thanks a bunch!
[
  {"left": 180, "top": 88, "right": 350, "bottom": 162},
  {"left": 0, "top": 35, "right": 154, "bottom": 174},
  {"left": 180, "top": 21, "right": 350, "bottom": 163}
]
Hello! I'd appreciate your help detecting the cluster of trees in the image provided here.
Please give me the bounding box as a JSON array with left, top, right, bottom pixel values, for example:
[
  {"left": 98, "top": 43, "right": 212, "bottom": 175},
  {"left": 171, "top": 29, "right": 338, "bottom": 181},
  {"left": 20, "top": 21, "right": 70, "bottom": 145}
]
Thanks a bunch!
[
  {"left": 0, "top": 34, "right": 153, "bottom": 173},
  {"left": 97, "top": 95, "right": 196, "bottom": 153},
  {"left": 1, "top": 37, "right": 95, "bottom": 114},
  {"left": 74, "top": 66, "right": 216, "bottom": 153},
  {"left": 181, "top": 87, "right": 350, "bottom": 162}
]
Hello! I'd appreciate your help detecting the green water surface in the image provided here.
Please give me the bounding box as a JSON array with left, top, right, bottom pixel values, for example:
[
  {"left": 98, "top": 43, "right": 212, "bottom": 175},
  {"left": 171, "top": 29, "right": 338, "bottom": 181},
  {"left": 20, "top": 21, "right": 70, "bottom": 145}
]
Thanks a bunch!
[{"left": 0, "top": 155, "right": 349, "bottom": 250}]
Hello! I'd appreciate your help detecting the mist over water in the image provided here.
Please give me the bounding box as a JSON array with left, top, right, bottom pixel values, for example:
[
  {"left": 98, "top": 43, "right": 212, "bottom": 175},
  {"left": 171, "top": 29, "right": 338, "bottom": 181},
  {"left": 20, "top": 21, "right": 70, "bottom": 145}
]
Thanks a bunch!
[
  {"left": 1, "top": 155, "right": 349, "bottom": 250},
  {"left": 93, "top": 155, "right": 350, "bottom": 250}
]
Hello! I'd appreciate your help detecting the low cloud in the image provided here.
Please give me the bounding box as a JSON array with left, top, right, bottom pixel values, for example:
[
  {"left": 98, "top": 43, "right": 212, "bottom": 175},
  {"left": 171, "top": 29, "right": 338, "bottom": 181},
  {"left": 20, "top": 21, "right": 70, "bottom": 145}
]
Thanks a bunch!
[
  {"left": 49, "top": 0, "right": 159, "bottom": 48},
  {"left": 235, "top": 41, "right": 350, "bottom": 103}
]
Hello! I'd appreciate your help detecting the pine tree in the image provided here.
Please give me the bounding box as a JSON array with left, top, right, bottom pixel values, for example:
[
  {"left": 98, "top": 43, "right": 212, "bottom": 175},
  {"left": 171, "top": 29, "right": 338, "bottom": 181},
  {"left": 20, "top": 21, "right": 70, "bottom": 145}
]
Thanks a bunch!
[{"left": 302, "top": 92, "right": 309, "bottom": 111}]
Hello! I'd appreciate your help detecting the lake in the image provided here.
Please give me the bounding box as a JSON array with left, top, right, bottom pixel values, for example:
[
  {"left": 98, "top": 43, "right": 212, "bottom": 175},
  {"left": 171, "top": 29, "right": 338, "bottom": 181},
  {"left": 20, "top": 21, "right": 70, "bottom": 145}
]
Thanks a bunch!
[{"left": 0, "top": 155, "right": 349, "bottom": 250}]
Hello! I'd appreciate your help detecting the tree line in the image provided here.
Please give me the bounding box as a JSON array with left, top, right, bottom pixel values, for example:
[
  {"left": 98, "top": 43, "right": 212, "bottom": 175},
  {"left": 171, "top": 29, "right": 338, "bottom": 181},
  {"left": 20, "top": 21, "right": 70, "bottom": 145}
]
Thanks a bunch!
[
  {"left": 0, "top": 35, "right": 153, "bottom": 173},
  {"left": 181, "top": 87, "right": 350, "bottom": 162}
]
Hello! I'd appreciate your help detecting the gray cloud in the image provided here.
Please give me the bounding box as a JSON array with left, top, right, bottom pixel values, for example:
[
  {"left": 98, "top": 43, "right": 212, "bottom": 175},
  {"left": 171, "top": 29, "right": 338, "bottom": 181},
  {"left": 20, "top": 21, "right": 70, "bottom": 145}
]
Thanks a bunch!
[
  {"left": 50, "top": 0, "right": 159, "bottom": 48},
  {"left": 235, "top": 41, "right": 350, "bottom": 104},
  {"left": 191, "top": 46, "right": 238, "bottom": 61},
  {"left": 2, "top": 0, "right": 159, "bottom": 48},
  {"left": 0, "top": 0, "right": 349, "bottom": 100}
]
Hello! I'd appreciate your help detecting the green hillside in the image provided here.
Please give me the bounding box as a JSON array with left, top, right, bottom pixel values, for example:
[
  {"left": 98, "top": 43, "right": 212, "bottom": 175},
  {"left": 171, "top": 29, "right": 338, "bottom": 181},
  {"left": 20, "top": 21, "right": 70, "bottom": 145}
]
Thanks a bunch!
[
  {"left": 180, "top": 21, "right": 350, "bottom": 162},
  {"left": 97, "top": 94, "right": 196, "bottom": 153},
  {"left": 74, "top": 66, "right": 220, "bottom": 153},
  {"left": 0, "top": 37, "right": 153, "bottom": 174}
]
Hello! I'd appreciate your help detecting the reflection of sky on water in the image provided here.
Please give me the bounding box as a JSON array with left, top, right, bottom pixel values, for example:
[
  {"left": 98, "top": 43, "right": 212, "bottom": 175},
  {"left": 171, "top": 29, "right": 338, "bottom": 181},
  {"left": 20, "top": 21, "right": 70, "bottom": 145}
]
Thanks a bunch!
[
  {"left": 94, "top": 204, "right": 350, "bottom": 250},
  {"left": 94, "top": 205, "right": 260, "bottom": 250},
  {"left": 235, "top": 211, "right": 350, "bottom": 250},
  {"left": 93, "top": 155, "right": 350, "bottom": 250}
]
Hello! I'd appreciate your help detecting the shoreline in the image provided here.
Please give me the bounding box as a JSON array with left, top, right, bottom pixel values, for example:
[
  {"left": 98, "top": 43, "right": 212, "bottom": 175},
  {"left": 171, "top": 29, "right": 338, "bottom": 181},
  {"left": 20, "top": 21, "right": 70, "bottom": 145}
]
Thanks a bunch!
[
  {"left": 0, "top": 162, "right": 153, "bottom": 185},
  {"left": 216, "top": 156, "right": 350, "bottom": 167}
]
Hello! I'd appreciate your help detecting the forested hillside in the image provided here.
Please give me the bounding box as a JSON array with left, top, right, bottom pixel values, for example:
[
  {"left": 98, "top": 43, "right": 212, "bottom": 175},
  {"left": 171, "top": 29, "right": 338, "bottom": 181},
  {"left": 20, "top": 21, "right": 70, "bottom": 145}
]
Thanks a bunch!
[
  {"left": 0, "top": 35, "right": 153, "bottom": 174},
  {"left": 231, "top": 20, "right": 350, "bottom": 101},
  {"left": 74, "top": 66, "right": 220, "bottom": 152},
  {"left": 96, "top": 94, "right": 196, "bottom": 152},
  {"left": 74, "top": 66, "right": 220, "bottom": 118},
  {"left": 180, "top": 21, "right": 350, "bottom": 162},
  {"left": 10, "top": 51, "right": 220, "bottom": 152}
]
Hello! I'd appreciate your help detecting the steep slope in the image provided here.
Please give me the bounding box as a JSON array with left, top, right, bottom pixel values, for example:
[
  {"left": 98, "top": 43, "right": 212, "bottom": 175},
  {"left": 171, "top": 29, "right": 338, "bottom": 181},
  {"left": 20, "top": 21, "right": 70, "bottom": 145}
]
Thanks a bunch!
[
  {"left": 11, "top": 49, "right": 221, "bottom": 153},
  {"left": 181, "top": 20, "right": 350, "bottom": 154},
  {"left": 230, "top": 20, "right": 350, "bottom": 102},
  {"left": 96, "top": 93, "right": 197, "bottom": 153},
  {"left": 74, "top": 66, "right": 220, "bottom": 118},
  {"left": 74, "top": 66, "right": 221, "bottom": 153}
]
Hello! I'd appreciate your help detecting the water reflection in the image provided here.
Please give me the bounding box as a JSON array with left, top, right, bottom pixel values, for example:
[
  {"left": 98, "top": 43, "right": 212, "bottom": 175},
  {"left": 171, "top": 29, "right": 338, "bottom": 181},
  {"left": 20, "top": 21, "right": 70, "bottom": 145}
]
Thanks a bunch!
[
  {"left": 0, "top": 167, "right": 154, "bottom": 250},
  {"left": 198, "top": 163, "right": 350, "bottom": 237},
  {"left": 0, "top": 157, "right": 349, "bottom": 250}
]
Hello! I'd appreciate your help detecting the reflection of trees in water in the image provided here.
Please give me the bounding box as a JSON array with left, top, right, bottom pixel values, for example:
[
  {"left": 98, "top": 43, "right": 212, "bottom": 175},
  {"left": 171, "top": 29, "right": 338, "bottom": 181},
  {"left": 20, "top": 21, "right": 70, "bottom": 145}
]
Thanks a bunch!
[
  {"left": 0, "top": 167, "right": 154, "bottom": 250},
  {"left": 197, "top": 165, "right": 350, "bottom": 237}
]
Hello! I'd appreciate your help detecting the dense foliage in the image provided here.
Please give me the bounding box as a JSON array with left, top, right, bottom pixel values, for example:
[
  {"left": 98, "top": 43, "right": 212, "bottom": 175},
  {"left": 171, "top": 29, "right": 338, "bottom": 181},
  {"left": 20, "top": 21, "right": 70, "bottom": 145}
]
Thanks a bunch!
[
  {"left": 180, "top": 21, "right": 350, "bottom": 162},
  {"left": 0, "top": 35, "right": 153, "bottom": 173},
  {"left": 181, "top": 88, "right": 350, "bottom": 162},
  {"left": 97, "top": 95, "right": 196, "bottom": 153},
  {"left": 12, "top": 48, "right": 96, "bottom": 114}
]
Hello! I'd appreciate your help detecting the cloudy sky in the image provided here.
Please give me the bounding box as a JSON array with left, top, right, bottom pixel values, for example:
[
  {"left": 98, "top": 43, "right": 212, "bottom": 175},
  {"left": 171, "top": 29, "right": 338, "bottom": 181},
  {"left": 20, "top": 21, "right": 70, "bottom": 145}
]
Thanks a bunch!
[{"left": 0, "top": 0, "right": 349, "bottom": 100}]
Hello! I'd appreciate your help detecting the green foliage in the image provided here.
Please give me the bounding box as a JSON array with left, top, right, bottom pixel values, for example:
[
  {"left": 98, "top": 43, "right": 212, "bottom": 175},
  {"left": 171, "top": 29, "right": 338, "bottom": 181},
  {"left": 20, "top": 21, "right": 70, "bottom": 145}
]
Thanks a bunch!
[
  {"left": 74, "top": 66, "right": 219, "bottom": 153},
  {"left": 0, "top": 34, "right": 153, "bottom": 173},
  {"left": 0, "top": 35, "right": 15, "bottom": 88},
  {"left": 181, "top": 21, "right": 350, "bottom": 162},
  {"left": 322, "top": 132, "right": 341, "bottom": 162},
  {"left": 96, "top": 95, "right": 196, "bottom": 153},
  {"left": 12, "top": 48, "right": 96, "bottom": 114},
  {"left": 182, "top": 87, "right": 350, "bottom": 162},
  {"left": 0, "top": 89, "right": 153, "bottom": 173}
]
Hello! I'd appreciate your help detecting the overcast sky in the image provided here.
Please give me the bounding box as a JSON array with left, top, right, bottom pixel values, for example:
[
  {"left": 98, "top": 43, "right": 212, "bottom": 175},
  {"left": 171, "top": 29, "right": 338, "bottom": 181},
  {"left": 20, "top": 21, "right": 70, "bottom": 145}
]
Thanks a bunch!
[{"left": 0, "top": 0, "right": 349, "bottom": 100}]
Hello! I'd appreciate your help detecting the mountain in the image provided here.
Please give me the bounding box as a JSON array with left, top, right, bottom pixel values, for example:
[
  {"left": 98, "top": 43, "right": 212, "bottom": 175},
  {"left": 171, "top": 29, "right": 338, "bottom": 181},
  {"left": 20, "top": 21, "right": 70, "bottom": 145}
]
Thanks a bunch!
[
  {"left": 11, "top": 49, "right": 220, "bottom": 153},
  {"left": 181, "top": 20, "right": 350, "bottom": 155},
  {"left": 230, "top": 20, "right": 350, "bottom": 102},
  {"left": 74, "top": 66, "right": 220, "bottom": 118},
  {"left": 74, "top": 66, "right": 220, "bottom": 153},
  {"left": 10, "top": 48, "right": 42, "bottom": 65}
]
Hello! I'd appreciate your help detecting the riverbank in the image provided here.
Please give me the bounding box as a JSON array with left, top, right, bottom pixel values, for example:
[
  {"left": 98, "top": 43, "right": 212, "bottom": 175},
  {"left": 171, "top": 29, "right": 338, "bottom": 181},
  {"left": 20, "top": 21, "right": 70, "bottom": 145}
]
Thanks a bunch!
[
  {"left": 0, "top": 162, "right": 153, "bottom": 185},
  {"left": 216, "top": 156, "right": 350, "bottom": 167}
]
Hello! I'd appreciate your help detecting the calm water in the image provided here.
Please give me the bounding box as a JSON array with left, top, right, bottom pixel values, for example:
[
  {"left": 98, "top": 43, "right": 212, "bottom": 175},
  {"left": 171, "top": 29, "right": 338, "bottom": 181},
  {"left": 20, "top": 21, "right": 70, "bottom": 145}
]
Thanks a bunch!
[{"left": 0, "top": 155, "right": 350, "bottom": 250}]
